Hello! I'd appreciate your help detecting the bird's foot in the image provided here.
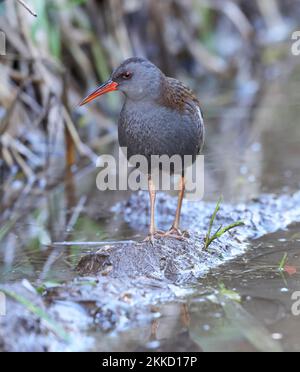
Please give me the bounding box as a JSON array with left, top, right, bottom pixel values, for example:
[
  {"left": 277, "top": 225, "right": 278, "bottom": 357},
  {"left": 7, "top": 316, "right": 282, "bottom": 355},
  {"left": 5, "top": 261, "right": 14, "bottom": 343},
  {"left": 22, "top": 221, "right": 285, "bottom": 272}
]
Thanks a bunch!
[
  {"left": 163, "top": 227, "right": 190, "bottom": 241},
  {"left": 143, "top": 231, "right": 165, "bottom": 245}
]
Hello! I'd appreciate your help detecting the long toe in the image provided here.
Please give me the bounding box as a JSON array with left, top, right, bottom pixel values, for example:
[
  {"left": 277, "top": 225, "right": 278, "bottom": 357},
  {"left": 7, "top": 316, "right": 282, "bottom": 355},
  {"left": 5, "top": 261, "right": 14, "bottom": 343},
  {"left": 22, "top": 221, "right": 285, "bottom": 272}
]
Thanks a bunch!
[
  {"left": 143, "top": 234, "right": 155, "bottom": 244},
  {"left": 143, "top": 231, "right": 165, "bottom": 244},
  {"left": 164, "top": 227, "right": 190, "bottom": 241}
]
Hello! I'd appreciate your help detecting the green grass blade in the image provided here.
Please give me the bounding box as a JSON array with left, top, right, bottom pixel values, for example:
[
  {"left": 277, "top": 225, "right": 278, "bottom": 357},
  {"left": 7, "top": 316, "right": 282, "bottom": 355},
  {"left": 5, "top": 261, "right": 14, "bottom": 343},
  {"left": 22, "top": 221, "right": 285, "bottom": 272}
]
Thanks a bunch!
[
  {"left": 0, "top": 288, "right": 70, "bottom": 342},
  {"left": 205, "top": 196, "right": 223, "bottom": 248},
  {"left": 215, "top": 221, "right": 245, "bottom": 238},
  {"left": 278, "top": 253, "right": 288, "bottom": 272}
]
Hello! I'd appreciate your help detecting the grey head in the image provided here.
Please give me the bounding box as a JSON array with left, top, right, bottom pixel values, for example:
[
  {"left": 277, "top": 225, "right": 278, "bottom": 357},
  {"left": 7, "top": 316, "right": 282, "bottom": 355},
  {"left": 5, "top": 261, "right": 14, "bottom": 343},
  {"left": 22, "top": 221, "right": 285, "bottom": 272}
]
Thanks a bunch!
[
  {"left": 79, "top": 57, "right": 164, "bottom": 107},
  {"left": 111, "top": 58, "right": 163, "bottom": 101}
]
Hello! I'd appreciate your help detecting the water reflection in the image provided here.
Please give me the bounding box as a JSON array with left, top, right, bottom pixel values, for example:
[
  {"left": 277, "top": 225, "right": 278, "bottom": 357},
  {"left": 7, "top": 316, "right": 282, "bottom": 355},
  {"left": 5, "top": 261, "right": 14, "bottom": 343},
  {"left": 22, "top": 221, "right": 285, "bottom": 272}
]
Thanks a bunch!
[{"left": 205, "top": 65, "right": 300, "bottom": 201}]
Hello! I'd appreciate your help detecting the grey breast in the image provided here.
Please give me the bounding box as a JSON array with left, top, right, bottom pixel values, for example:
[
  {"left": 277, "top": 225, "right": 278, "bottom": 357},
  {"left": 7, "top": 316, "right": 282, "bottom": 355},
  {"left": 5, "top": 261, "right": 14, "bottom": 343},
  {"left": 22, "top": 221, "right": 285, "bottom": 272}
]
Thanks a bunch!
[{"left": 118, "top": 100, "right": 203, "bottom": 163}]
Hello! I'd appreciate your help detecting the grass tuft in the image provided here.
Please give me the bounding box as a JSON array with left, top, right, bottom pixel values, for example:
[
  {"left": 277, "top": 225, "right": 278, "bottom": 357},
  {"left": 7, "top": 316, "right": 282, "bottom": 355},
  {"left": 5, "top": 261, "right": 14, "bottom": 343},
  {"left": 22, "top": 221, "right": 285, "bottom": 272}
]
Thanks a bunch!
[{"left": 204, "top": 197, "right": 245, "bottom": 250}]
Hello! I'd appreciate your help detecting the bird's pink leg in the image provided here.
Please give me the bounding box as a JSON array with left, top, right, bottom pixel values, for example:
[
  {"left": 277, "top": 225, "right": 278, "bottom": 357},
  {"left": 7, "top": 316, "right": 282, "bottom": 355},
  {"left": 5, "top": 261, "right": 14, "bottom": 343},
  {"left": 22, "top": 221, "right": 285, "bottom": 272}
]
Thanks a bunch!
[
  {"left": 144, "top": 176, "right": 164, "bottom": 243},
  {"left": 164, "top": 176, "right": 189, "bottom": 240}
]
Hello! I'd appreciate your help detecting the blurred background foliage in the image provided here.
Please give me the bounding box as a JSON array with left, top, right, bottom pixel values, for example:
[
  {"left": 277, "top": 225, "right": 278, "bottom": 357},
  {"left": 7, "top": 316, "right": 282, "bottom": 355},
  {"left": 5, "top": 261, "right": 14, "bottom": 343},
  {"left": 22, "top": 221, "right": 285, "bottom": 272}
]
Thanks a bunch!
[{"left": 0, "top": 0, "right": 299, "bottom": 205}]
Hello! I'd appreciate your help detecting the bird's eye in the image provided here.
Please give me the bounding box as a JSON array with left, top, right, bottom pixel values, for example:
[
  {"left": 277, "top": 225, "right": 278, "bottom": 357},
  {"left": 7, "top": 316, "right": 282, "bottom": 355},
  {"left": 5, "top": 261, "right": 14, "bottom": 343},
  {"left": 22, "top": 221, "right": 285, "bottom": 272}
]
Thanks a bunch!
[{"left": 122, "top": 72, "right": 132, "bottom": 80}]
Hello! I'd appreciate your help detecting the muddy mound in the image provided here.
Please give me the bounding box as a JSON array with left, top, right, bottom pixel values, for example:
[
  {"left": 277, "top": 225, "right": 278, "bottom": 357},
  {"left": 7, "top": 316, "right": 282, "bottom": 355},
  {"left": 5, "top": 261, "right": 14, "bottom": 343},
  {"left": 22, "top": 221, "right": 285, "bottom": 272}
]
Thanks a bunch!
[{"left": 1, "top": 192, "right": 300, "bottom": 351}]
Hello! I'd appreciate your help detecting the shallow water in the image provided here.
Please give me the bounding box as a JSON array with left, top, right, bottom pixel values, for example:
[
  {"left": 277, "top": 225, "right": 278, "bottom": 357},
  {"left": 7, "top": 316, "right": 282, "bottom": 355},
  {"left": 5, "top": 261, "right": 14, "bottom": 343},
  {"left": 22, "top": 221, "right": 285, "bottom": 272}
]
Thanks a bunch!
[
  {"left": 1, "top": 58, "right": 300, "bottom": 351},
  {"left": 120, "top": 226, "right": 300, "bottom": 353}
]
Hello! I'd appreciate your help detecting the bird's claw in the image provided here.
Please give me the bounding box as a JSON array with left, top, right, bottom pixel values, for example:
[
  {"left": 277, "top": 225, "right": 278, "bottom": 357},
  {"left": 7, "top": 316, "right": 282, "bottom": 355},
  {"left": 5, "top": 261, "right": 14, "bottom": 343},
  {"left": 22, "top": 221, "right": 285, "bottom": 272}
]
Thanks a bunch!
[
  {"left": 143, "top": 231, "right": 165, "bottom": 244},
  {"left": 143, "top": 229, "right": 190, "bottom": 244},
  {"left": 163, "top": 227, "right": 190, "bottom": 241}
]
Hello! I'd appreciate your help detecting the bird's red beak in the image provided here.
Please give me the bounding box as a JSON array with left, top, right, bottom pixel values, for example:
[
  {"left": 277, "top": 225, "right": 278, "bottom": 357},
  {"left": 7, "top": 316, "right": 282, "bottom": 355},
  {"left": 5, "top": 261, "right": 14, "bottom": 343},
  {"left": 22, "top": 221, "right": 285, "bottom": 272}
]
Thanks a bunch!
[{"left": 79, "top": 80, "right": 119, "bottom": 106}]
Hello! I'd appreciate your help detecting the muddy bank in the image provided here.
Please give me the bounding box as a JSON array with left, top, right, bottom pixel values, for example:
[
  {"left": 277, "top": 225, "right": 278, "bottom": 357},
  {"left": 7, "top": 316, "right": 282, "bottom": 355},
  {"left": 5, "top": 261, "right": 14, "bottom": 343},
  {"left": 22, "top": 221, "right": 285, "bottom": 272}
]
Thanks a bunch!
[
  {"left": 1, "top": 191, "right": 300, "bottom": 351},
  {"left": 77, "top": 190, "right": 300, "bottom": 282}
]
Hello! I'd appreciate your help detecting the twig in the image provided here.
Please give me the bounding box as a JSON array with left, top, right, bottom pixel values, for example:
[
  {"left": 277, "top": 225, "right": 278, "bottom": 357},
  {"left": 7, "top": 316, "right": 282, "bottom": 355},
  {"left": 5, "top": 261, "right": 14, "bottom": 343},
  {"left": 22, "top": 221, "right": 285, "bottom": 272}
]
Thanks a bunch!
[
  {"left": 2, "top": 133, "right": 42, "bottom": 167},
  {"left": 39, "top": 251, "right": 63, "bottom": 282},
  {"left": 11, "top": 147, "right": 36, "bottom": 184},
  {"left": 62, "top": 107, "right": 98, "bottom": 163},
  {"left": 52, "top": 240, "right": 136, "bottom": 247},
  {"left": 66, "top": 196, "right": 87, "bottom": 233},
  {"left": 16, "top": 0, "right": 37, "bottom": 17},
  {"left": 1, "top": 145, "right": 14, "bottom": 168}
]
